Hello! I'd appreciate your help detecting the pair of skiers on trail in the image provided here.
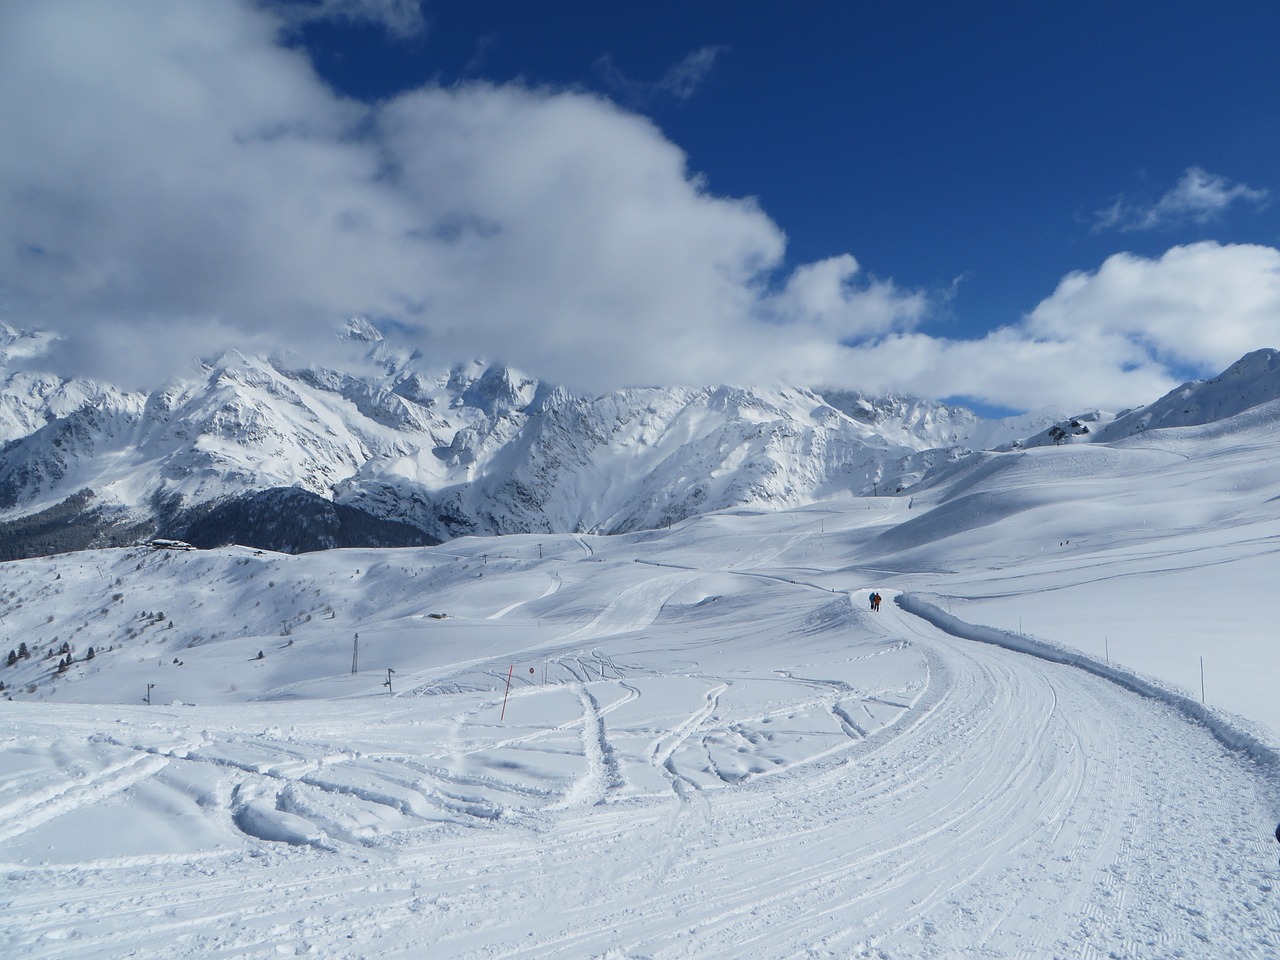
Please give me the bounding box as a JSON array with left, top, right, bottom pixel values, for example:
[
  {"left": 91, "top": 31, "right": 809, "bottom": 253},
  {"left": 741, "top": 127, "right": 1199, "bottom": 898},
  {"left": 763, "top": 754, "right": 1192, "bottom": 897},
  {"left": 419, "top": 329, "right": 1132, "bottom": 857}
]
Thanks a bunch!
[{"left": 869, "top": 592, "right": 881, "bottom": 612}]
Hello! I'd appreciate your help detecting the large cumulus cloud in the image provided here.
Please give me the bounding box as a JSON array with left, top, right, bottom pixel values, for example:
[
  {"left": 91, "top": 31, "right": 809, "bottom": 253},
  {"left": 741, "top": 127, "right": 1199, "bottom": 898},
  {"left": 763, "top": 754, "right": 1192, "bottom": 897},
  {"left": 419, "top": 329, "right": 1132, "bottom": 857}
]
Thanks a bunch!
[
  {"left": 832, "top": 243, "right": 1280, "bottom": 412},
  {"left": 1, "top": 0, "right": 1276, "bottom": 411},
  {"left": 1025, "top": 242, "right": 1280, "bottom": 371},
  {"left": 4, "top": 0, "right": 920, "bottom": 391}
]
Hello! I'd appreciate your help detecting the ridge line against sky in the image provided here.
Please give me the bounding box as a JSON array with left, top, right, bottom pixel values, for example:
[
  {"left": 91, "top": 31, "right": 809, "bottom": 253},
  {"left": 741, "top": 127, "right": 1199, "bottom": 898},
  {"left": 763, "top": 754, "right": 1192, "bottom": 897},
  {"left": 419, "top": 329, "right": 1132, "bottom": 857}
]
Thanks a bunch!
[{"left": 1, "top": 0, "right": 1279, "bottom": 414}]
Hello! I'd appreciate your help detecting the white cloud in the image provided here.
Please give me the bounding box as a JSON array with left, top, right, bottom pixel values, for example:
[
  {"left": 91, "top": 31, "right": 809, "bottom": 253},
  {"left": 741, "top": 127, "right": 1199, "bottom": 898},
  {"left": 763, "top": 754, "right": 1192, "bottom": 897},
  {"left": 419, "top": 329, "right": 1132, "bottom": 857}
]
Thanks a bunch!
[
  {"left": 828, "top": 242, "right": 1280, "bottom": 412},
  {"left": 768, "top": 255, "right": 929, "bottom": 340},
  {"left": 270, "top": 0, "right": 427, "bottom": 38},
  {"left": 0, "top": 2, "right": 1276, "bottom": 413},
  {"left": 824, "top": 330, "right": 1182, "bottom": 414},
  {"left": 1094, "top": 167, "right": 1270, "bottom": 233},
  {"left": 372, "top": 82, "right": 791, "bottom": 389},
  {"left": 1025, "top": 242, "right": 1280, "bottom": 369},
  {"left": 596, "top": 46, "right": 726, "bottom": 104},
  {"left": 0, "top": 0, "right": 907, "bottom": 393},
  {"left": 654, "top": 46, "right": 726, "bottom": 100}
]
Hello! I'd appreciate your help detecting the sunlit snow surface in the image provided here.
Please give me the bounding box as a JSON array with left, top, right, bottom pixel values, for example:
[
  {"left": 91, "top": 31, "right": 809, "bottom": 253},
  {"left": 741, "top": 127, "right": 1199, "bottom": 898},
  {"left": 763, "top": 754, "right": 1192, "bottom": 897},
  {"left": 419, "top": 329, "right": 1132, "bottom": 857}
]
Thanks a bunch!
[{"left": 4, "top": 420, "right": 1280, "bottom": 957}]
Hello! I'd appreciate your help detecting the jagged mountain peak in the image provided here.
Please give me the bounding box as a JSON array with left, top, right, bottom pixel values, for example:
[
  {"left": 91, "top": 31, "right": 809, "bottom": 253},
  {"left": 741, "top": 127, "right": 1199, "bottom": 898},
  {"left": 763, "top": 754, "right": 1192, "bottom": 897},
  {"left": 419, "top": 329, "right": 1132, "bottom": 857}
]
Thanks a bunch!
[
  {"left": 339, "top": 316, "right": 385, "bottom": 343},
  {"left": 462, "top": 362, "right": 538, "bottom": 416}
]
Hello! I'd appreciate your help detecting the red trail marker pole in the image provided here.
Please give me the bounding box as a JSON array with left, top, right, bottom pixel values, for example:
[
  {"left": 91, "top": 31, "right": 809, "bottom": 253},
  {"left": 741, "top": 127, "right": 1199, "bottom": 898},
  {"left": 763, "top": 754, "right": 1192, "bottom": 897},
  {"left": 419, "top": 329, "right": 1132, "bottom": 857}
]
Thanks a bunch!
[{"left": 500, "top": 664, "right": 514, "bottom": 720}]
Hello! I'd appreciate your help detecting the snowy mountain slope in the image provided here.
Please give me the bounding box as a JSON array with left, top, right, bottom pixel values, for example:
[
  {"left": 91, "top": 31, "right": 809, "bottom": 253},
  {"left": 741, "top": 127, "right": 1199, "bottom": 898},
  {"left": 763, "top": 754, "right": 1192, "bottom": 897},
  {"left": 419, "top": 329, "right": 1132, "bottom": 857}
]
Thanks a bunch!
[
  {"left": 874, "top": 415, "right": 1280, "bottom": 571},
  {"left": 1001, "top": 347, "right": 1280, "bottom": 450},
  {"left": 339, "top": 381, "right": 938, "bottom": 540},
  {"left": 1095, "top": 347, "right": 1280, "bottom": 439},
  {"left": 0, "top": 388, "right": 144, "bottom": 510},
  {"left": 0, "top": 322, "right": 995, "bottom": 558},
  {"left": 0, "top": 372, "right": 130, "bottom": 447},
  {"left": 3, "top": 419, "right": 1280, "bottom": 957},
  {"left": 871, "top": 347, "right": 1280, "bottom": 565},
  {"left": 7, "top": 372, "right": 1280, "bottom": 728},
  {"left": 820, "top": 388, "right": 1070, "bottom": 451},
  {"left": 891, "top": 402, "right": 1280, "bottom": 737},
  {"left": 3, "top": 327, "right": 1278, "bottom": 563}
]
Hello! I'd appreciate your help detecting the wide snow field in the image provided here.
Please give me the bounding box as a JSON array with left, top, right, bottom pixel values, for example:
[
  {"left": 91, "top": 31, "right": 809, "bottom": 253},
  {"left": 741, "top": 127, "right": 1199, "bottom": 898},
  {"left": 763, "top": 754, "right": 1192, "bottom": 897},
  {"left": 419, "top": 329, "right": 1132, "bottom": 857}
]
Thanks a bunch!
[{"left": 4, "top": 432, "right": 1280, "bottom": 959}]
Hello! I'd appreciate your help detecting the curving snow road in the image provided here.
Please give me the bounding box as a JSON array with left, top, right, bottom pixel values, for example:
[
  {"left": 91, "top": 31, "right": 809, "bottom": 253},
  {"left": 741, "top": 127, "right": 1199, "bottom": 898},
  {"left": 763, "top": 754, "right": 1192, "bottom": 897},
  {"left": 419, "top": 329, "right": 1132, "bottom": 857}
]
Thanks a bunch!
[{"left": 401, "top": 597, "right": 1280, "bottom": 959}]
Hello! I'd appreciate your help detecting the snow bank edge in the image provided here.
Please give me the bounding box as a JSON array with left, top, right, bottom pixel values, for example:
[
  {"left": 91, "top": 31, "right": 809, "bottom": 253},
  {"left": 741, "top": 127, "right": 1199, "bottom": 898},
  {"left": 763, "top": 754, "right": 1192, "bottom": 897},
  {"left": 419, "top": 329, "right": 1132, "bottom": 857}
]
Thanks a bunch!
[{"left": 896, "top": 592, "right": 1280, "bottom": 779}]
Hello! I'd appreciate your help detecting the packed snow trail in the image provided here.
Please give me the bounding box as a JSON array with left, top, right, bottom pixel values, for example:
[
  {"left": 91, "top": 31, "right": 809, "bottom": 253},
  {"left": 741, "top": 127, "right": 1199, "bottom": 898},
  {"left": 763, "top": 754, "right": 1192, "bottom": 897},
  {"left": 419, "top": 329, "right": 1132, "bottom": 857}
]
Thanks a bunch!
[
  {"left": 401, "top": 601, "right": 1279, "bottom": 959},
  {"left": 864, "top": 600, "right": 1279, "bottom": 958},
  {"left": 5, "top": 587, "right": 1278, "bottom": 958}
]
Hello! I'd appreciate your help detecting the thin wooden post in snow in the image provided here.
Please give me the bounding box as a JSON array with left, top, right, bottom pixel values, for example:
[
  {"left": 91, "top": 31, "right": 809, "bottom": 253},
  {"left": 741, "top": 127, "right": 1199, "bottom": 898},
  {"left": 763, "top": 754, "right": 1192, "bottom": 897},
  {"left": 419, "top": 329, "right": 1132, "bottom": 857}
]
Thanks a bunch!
[{"left": 500, "top": 664, "right": 514, "bottom": 720}]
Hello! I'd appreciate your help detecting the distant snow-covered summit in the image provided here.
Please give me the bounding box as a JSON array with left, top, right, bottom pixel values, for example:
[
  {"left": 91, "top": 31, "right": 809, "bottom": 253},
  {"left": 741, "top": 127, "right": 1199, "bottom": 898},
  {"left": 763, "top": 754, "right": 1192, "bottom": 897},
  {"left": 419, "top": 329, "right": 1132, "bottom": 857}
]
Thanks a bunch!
[
  {"left": 1, "top": 321, "right": 1276, "bottom": 558},
  {"left": 995, "top": 348, "right": 1280, "bottom": 451},
  {"left": 1097, "top": 348, "right": 1280, "bottom": 439}
]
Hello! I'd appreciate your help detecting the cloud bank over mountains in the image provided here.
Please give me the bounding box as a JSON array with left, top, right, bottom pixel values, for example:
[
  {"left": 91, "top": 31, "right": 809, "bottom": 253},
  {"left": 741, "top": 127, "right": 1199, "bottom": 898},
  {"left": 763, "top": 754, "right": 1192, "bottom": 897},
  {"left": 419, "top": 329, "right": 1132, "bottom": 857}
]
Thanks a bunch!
[{"left": 1, "top": 1, "right": 1276, "bottom": 412}]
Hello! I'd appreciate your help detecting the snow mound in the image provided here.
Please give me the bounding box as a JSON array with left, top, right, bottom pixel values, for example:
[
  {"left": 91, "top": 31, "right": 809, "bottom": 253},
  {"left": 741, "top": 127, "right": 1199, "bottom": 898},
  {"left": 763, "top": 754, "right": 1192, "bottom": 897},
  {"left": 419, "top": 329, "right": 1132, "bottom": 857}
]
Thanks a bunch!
[{"left": 233, "top": 797, "right": 328, "bottom": 847}]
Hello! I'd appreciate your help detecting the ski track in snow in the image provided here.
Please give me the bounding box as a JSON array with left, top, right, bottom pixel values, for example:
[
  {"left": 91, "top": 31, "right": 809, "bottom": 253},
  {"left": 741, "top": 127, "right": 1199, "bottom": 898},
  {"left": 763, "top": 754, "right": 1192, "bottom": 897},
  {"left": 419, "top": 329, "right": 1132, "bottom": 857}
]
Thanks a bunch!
[
  {"left": 488, "top": 572, "right": 563, "bottom": 620},
  {"left": 3, "top": 528, "right": 1280, "bottom": 958}
]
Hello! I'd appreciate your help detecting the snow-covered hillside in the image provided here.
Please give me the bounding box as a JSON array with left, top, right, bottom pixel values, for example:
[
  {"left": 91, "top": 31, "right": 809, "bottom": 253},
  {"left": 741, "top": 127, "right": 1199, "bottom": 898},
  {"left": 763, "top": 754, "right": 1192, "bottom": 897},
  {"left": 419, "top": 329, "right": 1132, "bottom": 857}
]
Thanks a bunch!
[
  {"left": 994, "top": 349, "right": 1280, "bottom": 452},
  {"left": 3, "top": 377, "right": 1280, "bottom": 958},
  {"left": 0, "top": 320, "right": 1038, "bottom": 560}
]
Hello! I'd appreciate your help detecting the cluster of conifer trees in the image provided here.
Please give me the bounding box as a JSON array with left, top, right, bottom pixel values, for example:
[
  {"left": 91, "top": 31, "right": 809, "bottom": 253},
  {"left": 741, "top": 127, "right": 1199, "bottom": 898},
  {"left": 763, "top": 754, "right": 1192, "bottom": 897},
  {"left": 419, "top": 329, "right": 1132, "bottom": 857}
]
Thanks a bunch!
[{"left": 6, "top": 639, "right": 95, "bottom": 671}]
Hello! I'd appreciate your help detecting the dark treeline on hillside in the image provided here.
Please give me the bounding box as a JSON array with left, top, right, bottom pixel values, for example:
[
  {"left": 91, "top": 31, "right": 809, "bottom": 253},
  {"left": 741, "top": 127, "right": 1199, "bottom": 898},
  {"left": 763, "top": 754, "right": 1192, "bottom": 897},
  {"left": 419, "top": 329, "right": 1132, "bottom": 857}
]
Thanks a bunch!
[
  {"left": 0, "top": 491, "right": 151, "bottom": 562},
  {"left": 0, "top": 487, "right": 438, "bottom": 561},
  {"left": 180, "top": 488, "right": 438, "bottom": 553}
]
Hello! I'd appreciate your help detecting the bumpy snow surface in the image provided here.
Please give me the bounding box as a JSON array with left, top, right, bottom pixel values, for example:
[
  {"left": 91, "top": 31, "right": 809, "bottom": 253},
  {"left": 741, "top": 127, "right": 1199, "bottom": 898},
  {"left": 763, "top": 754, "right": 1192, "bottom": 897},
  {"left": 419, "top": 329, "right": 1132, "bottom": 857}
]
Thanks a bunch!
[{"left": 4, "top": 417, "right": 1280, "bottom": 957}]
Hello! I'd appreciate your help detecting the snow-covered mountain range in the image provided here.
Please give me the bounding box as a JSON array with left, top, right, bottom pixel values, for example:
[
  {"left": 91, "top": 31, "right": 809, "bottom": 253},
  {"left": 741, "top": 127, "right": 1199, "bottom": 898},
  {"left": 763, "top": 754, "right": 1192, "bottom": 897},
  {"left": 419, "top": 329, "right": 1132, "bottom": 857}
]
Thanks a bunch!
[{"left": 2, "top": 318, "right": 1277, "bottom": 559}]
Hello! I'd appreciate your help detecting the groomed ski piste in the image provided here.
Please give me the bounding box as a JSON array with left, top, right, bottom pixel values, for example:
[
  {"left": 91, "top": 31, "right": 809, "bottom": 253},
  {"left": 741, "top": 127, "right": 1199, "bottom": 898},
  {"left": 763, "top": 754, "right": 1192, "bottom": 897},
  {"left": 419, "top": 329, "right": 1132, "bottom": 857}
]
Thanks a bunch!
[{"left": 3, "top": 413, "right": 1280, "bottom": 958}]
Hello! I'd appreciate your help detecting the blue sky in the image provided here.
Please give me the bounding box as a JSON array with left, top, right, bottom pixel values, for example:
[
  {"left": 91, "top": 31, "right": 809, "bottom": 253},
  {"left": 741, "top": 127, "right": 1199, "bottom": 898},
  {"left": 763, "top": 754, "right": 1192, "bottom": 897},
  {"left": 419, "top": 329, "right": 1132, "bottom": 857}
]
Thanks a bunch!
[
  {"left": 2, "top": 1, "right": 1279, "bottom": 414},
  {"left": 304, "top": 1, "right": 1280, "bottom": 321}
]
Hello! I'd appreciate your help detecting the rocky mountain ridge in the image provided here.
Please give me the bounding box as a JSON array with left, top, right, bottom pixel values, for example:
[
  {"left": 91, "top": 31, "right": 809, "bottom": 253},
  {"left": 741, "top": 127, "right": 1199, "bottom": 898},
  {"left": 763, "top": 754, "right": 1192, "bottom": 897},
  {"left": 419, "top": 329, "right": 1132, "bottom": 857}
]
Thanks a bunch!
[{"left": 2, "top": 321, "right": 1276, "bottom": 558}]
